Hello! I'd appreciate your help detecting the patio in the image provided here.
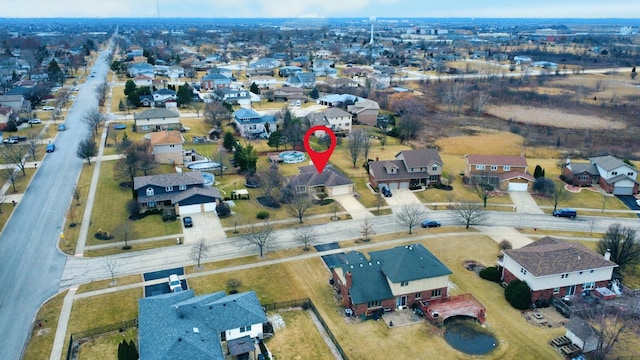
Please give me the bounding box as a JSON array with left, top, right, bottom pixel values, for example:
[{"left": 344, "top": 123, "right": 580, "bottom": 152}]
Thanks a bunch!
[{"left": 382, "top": 309, "right": 424, "bottom": 328}]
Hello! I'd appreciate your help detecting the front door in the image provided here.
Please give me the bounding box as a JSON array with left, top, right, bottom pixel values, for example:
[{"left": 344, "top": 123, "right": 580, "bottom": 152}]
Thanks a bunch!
[{"left": 396, "top": 295, "right": 407, "bottom": 308}]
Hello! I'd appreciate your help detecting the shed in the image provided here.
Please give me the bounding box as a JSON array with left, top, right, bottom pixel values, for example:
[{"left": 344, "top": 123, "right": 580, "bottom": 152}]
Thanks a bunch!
[{"left": 565, "top": 317, "right": 600, "bottom": 353}]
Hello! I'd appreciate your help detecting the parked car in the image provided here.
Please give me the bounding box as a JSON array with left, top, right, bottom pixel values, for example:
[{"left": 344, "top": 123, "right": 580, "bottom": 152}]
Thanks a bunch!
[
  {"left": 3, "top": 136, "right": 19, "bottom": 144},
  {"left": 113, "top": 123, "right": 126, "bottom": 130},
  {"left": 58, "top": 124, "right": 66, "bottom": 131},
  {"left": 168, "top": 274, "right": 182, "bottom": 292},
  {"left": 553, "top": 208, "right": 577, "bottom": 218},
  {"left": 193, "top": 136, "right": 206, "bottom": 143},
  {"left": 421, "top": 219, "right": 442, "bottom": 228},
  {"left": 380, "top": 185, "right": 392, "bottom": 197},
  {"left": 182, "top": 216, "right": 193, "bottom": 228},
  {"left": 42, "top": 106, "right": 55, "bottom": 111},
  {"left": 28, "top": 118, "right": 42, "bottom": 124},
  {"left": 46, "top": 143, "right": 55, "bottom": 153},
  {"left": 636, "top": 199, "right": 640, "bottom": 207}
]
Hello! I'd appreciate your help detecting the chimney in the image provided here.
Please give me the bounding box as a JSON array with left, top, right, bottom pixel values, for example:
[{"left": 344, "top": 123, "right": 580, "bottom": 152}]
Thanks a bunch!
[
  {"left": 376, "top": 156, "right": 379, "bottom": 161},
  {"left": 520, "top": 149, "right": 525, "bottom": 157},
  {"left": 604, "top": 249, "right": 611, "bottom": 261},
  {"left": 345, "top": 271, "right": 352, "bottom": 289}
]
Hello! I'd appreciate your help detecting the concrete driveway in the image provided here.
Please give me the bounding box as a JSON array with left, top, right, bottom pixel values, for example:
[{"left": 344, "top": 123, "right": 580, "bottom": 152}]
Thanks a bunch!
[
  {"left": 509, "top": 191, "right": 544, "bottom": 214},
  {"left": 332, "top": 194, "right": 373, "bottom": 220},
  {"left": 384, "top": 189, "right": 424, "bottom": 214},
  {"left": 181, "top": 212, "right": 226, "bottom": 244}
]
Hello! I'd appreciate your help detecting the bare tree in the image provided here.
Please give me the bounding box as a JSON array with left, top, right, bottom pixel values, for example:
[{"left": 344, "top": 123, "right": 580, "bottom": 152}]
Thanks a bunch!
[
  {"left": 84, "top": 108, "right": 105, "bottom": 136},
  {"left": 375, "top": 192, "right": 385, "bottom": 213},
  {"left": 287, "top": 193, "right": 314, "bottom": 224},
  {"left": 348, "top": 129, "right": 366, "bottom": 168},
  {"left": 379, "top": 133, "right": 387, "bottom": 149},
  {"left": 0, "top": 192, "right": 8, "bottom": 213},
  {"left": 597, "top": 223, "right": 640, "bottom": 272},
  {"left": 471, "top": 91, "right": 491, "bottom": 116},
  {"left": 361, "top": 216, "right": 375, "bottom": 242},
  {"left": 66, "top": 205, "right": 77, "bottom": 227},
  {"left": 108, "top": 127, "right": 119, "bottom": 146},
  {"left": 550, "top": 181, "right": 571, "bottom": 211},
  {"left": 244, "top": 221, "right": 275, "bottom": 257},
  {"left": 73, "top": 187, "right": 81, "bottom": 206},
  {"left": 577, "top": 302, "right": 640, "bottom": 359},
  {"left": 104, "top": 257, "right": 118, "bottom": 286},
  {"left": 25, "top": 130, "right": 41, "bottom": 161},
  {"left": 0, "top": 168, "right": 18, "bottom": 192},
  {"left": 190, "top": 101, "right": 203, "bottom": 117},
  {"left": 76, "top": 136, "right": 98, "bottom": 165},
  {"left": 115, "top": 220, "right": 134, "bottom": 250},
  {"left": 396, "top": 204, "right": 425, "bottom": 234},
  {"left": 0, "top": 145, "right": 29, "bottom": 176},
  {"left": 204, "top": 101, "right": 230, "bottom": 129},
  {"left": 294, "top": 226, "right": 317, "bottom": 251},
  {"left": 189, "top": 238, "right": 209, "bottom": 269},
  {"left": 257, "top": 162, "right": 284, "bottom": 201},
  {"left": 361, "top": 128, "right": 373, "bottom": 161},
  {"left": 453, "top": 201, "right": 487, "bottom": 229},
  {"left": 472, "top": 172, "right": 498, "bottom": 208}
]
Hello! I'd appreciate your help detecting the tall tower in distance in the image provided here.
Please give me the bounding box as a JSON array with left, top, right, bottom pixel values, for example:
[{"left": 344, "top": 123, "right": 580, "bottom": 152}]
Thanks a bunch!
[{"left": 369, "top": 16, "right": 376, "bottom": 45}]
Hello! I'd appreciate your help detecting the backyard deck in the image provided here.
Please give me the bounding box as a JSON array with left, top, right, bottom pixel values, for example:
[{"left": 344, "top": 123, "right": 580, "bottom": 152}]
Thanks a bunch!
[{"left": 420, "top": 294, "right": 486, "bottom": 324}]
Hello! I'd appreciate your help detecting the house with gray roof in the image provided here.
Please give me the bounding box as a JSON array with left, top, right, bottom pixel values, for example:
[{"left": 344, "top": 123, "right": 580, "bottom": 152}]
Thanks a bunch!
[
  {"left": 368, "top": 148, "right": 443, "bottom": 190},
  {"left": 286, "top": 72, "right": 316, "bottom": 88},
  {"left": 563, "top": 155, "right": 638, "bottom": 195},
  {"left": 133, "top": 172, "right": 221, "bottom": 215},
  {"left": 331, "top": 244, "right": 452, "bottom": 316},
  {"left": 500, "top": 237, "right": 617, "bottom": 304},
  {"left": 307, "top": 107, "right": 352, "bottom": 136},
  {"left": 233, "top": 108, "right": 277, "bottom": 139},
  {"left": 138, "top": 290, "right": 268, "bottom": 360},
  {"left": 288, "top": 165, "right": 354, "bottom": 197},
  {"left": 200, "top": 73, "right": 231, "bottom": 90},
  {"left": 133, "top": 108, "right": 181, "bottom": 132}
]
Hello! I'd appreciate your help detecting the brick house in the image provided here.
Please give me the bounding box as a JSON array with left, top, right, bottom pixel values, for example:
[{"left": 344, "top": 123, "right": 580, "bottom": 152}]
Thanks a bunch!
[
  {"left": 564, "top": 156, "right": 638, "bottom": 195},
  {"left": 464, "top": 154, "right": 535, "bottom": 192},
  {"left": 331, "top": 244, "right": 452, "bottom": 316},
  {"left": 307, "top": 107, "right": 352, "bottom": 136},
  {"left": 500, "top": 237, "right": 617, "bottom": 304},
  {"left": 149, "top": 131, "right": 184, "bottom": 165},
  {"left": 369, "top": 148, "right": 443, "bottom": 190}
]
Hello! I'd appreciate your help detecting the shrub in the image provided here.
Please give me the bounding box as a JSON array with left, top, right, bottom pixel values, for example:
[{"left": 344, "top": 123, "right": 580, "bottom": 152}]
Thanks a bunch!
[
  {"left": 505, "top": 279, "right": 532, "bottom": 310},
  {"left": 126, "top": 199, "right": 140, "bottom": 218},
  {"left": 162, "top": 208, "right": 176, "bottom": 222},
  {"left": 257, "top": 211, "right": 270, "bottom": 219},
  {"left": 479, "top": 266, "right": 502, "bottom": 283},
  {"left": 499, "top": 240, "right": 512, "bottom": 250},
  {"left": 216, "top": 202, "right": 231, "bottom": 217},
  {"left": 95, "top": 229, "right": 113, "bottom": 240}
]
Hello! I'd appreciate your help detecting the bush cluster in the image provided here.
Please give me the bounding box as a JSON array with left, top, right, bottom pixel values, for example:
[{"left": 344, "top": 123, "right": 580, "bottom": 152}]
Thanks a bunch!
[
  {"left": 95, "top": 228, "right": 113, "bottom": 240},
  {"left": 257, "top": 211, "right": 270, "bottom": 219},
  {"left": 479, "top": 266, "right": 502, "bottom": 283},
  {"left": 504, "top": 279, "right": 532, "bottom": 310}
]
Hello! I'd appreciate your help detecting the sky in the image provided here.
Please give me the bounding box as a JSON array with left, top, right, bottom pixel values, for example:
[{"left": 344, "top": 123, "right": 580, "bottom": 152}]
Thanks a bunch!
[{"left": 1, "top": 0, "right": 639, "bottom": 19}]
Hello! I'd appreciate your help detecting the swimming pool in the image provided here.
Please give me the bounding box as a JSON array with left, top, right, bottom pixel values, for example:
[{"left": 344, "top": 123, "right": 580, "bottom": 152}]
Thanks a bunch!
[
  {"left": 278, "top": 151, "right": 306, "bottom": 164},
  {"left": 188, "top": 161, "right": 222, "bottom": 171},
  {"left": 201, "top": 172, "right": 215, "bottom": 186}
]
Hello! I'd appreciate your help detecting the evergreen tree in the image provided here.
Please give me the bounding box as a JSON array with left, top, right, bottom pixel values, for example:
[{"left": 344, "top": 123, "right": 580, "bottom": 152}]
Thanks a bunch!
[
  {"left": 249, "top": 82, "right": 261, "bottom": 95},
  {"left": 177, "top": 83, "right": 193, "bottom": 107},
  {"left": 124, "top": 80, "right": 137, "bottom": 96},
  {"left": 310, "top": 87, "right": 319, "bottom": 99},
  {"left": 533, "top": 165, "right": 544, "bottom": 178},
  {"left": 223, "top": 131, "right": 236, "bottom": 152}
]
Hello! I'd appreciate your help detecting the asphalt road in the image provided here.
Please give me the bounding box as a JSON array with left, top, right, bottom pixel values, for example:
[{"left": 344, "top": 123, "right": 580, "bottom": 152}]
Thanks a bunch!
[{"left": 0, "top": 40, "right": 114, "bottom": 359}]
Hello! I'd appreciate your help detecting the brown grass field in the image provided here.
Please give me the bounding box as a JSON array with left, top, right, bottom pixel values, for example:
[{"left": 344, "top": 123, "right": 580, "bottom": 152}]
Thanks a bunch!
[{"left": 485, "top": 105, "right": 626, "bottom": 130}]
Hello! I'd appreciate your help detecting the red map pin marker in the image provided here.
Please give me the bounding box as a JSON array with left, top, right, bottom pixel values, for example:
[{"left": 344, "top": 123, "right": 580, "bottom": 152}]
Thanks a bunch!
[{"left": 303, "top": 126, "right": 336, "bottom": 174}]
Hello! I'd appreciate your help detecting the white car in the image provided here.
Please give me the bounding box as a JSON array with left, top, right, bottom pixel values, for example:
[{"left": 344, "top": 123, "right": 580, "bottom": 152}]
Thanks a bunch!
[
  {"left": 636, "top": 199, "right": 640, "bottom": 207},
  {"left": 28, "top": 118, "right": 42, "bottom": 124},
  {"left": 42, "top": 106, "right": 55, "bottom": 111},
  {"left": 168, "top": 274, "right": 182, "bottom": 292}
]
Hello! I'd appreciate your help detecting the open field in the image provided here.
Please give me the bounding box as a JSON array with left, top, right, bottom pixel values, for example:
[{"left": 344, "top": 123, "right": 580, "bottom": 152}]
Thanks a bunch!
[{"left": 485, "top": 105, "right": 626, "bottom": 130}]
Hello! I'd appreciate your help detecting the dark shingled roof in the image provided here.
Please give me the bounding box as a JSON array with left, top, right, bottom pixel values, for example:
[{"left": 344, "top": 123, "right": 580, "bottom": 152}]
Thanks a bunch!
[
  {"left": 590, "top": 155, "right": 628, "bottom": 172},
  {"left": 397, "top": 148, "right": 443, "bottom": 169},
  {"left": 134, "top": 108, "right": 180, "bottom": 120},
  {"left": 465, "top": 154, "right": 528, "bottom": 168},
  {"left": 503, "top": 237, "right": 617, "bottom": 277},
  {"left": 289, "top": 165, "right": 353, "bottom": 188},
  {"left": 138, "top": 290, "right": 267, "bottom": 360},
  {"left": 134, "top": 172, "right": 204, "bottom": 190},
  {"left": 567, "top": 162, "right": 599, "bottom": 176},
  {"left": 566, "top": 317, "right": 600, "bottom": 341}
]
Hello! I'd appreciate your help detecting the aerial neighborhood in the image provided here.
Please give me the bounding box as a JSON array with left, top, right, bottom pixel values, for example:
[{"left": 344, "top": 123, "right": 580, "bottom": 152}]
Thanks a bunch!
[{"left": 1, "top": 15, "right": 640, "bottom": 360}]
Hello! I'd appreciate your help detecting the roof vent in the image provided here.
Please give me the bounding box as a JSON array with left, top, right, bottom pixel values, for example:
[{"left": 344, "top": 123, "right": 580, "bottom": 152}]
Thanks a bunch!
[
  {"left": 178, "top": 337, "right": 182, "bottom": 342},
  {"left": 193, "top": 327, "right": 199, "bottom": 333}
]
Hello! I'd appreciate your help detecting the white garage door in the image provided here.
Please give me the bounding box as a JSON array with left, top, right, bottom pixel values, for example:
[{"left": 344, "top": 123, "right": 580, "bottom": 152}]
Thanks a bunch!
[
  {"left": 179, "top": 204, "right": 201, "bottom": 215},
  {"left": 203, "top": 202, "right": 217, "bottom": 212},
  {"left": 613, "top": 186, "right": 634, "bottom": 195},
  {"left": 389, "top": 182, "right": 400, "bottom": 190},
  {"left": 330, "top": 185, "right": 351, "bottom": 196},
  {"left": 508, "top": 182, "right": 528, "bottom": 192},
  {"left": 398, "top": 182, "right": 409, "bottom": 189}
]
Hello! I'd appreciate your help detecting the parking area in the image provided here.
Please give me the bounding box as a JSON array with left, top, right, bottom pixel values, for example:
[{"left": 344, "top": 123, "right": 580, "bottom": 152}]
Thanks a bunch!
[
  {"left": 383, "top": 189, "right": 423, "bottom": 214},
  {"left": 509, "top": 191, "right": 544, "bottom": 214},
  {"left": 616, "top": 195, "right": 640, "bottom": 218},
  {"left": 143, "top": 267, "right": 186, "bottom": 297},
  {"left": 332, "top": 194, "right": 373, "bottom": 219},
  {"left": 181, "top": 211, "right": 226, "bottom": 244}
]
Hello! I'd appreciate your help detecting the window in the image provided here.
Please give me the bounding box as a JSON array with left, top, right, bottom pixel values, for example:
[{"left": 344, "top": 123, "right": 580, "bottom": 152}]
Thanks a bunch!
[
  {"left": 490, "top": 165, "right": 498, "bottom": 171},
  {"left": 520, "top": 268, "right": 527, "bottom": 275},
  {"left": 553, "top": 287, "right": 560, "bottom": 294},
  {"left": 415, "top": 292, "right": 422, "bottom": 299},
  {"left": 179, "top": 184, "right": 186, "bottom": 190},
  {"left": 431, "top": 289, "right": 442, "bottom": 298},
  {"left": 146, "top": 188, "right": 154, "bottom": 196},
  {"left": 583, "top": 282, "right": 595, "bottom": 290},
  {"left": 611, "top": 171, "right": 618, "bottom": 176},
  {"left": 400, "top": 281, "right": 409, "bottom": 287},
  {"left": 628, "top": 172, "right": 635, "bottom": 176},
  {"left": 475, "top": 165, "right": 485, "bottom": 170},
  {"left": 429, "top": 175, "right": 439, "bottom": 182},
  {"left": 432, "top": 165, "right": 438, "bottom": 171},
  {"left": 239, "top": 325, "right": 252, "bottom": 333},
  {"left": 503, "top": 166, "right": 511, "bottom": 171},
  {"left": 166, "top": 186, "right": 174, "bottom": 192},
  {"left": 561, "top": 273, "right": 569, "bottom": 279},
  {"left": 368, "top": 300, "right": 380, "bottom": 308},
  {"left": 579, "top": 175, "right": 589, "bottom": 181}
]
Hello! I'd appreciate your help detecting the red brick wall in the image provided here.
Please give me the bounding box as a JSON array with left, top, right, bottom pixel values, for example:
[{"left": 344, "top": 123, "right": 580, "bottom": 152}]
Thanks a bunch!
[{"left": 502, "top": 268, "right": 518, "bottom": 283}]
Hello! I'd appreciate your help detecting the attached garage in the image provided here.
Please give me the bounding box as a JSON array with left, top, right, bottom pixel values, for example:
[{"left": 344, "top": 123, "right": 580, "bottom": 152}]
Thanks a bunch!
[
  {"left": 612, "top": 178, "right": 636, "bottom": 195},
  {"left": 328, "top": 184, "right": 353, "bottom": 196},
  {"left": 178, "top": 204, "right": 202, "bottom": 215},
  {"left": 203, "top": 202, "right": 217, "bottom": 212},
  {"left": 398, "top": 181, "right": 410, "bottom": 189},
  {"left": 508, "top": 182, "right": 528, "bottom": 192}
]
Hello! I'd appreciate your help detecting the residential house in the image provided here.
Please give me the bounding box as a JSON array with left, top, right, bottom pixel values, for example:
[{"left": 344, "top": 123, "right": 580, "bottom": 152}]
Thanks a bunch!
[
  {"left": 133, "top": 108, "right": 181, "bottom": 132},
  {"left": 307, "top": 107, "right": 352, "bottom": 136},
  {"left": 565, "top": 317, "right": 600, "bottom": 354},
  {"left": 200, "top": 73, "right": 231, "bottom": 90},
  {"left": 250, "top": 57, "right": 280, "bottom": 69},
  {"left": 133, "top": 74, "right": 153, "bottom": 87},
  {"left": 0, "top": 94, "right": 28, "bottom": 112},
  {"left": 233, "top": 108, "right": 277, "bottom": 139},
  {"left": 139, "top": 95, "right": 154, "bottom": 107},
  {"left": 127, "top": 62, "right": 154, "bottom": 78},
  {"left": 138, "top": 290, "right": 268, "bottom": 360},
  {"left": 317, "top": 93, "right": 359, "bottom": 107},
  {"left": 500, "top": 237, "right": 617, "bottom": 304},
  {"left": 564, "top": 156, "right": 638, "bottom": 195},
  {"left": 167, "top": 65, "right": 185, "bottom": 79},
  {"left": 133, "top": 172, "right": 221, "bottom": 215},
  {"left": 288, "top": 165, "right": 354, "bottom": 197},
  {"left": 278, "top": 66, "right": 303, "bottom": 77},
  {"left": 464, "top": 154, "right": 535, "bottom": 192},
  {"left": 286, "top": 72, "right": 316, "bottom": 88},
  {"left": 149, "top": 131, "right": 184, "bottom": 165},
  {"left": 249, "top": 75, "right": 277, "bottom": 89},
  {"left": 0, "top": 106, "right": 13, "bottom": 130},
  {"left": 347, "top": 98, "right": 380, "bottom": 126},
  {"left": 369, "top": 148, "right": 443, "bottom": 189},
  {"left": 152, "top": 88, "right": 178, "bottom": 107},
  {"left": 211, "top": 88, "right": 252, "bottom": 107},
  {"left": 332, "top": 244, "right": 452, "bottom": 316},
  {"left": 272, "top": 86, "right": 305, "bottom": 103}
]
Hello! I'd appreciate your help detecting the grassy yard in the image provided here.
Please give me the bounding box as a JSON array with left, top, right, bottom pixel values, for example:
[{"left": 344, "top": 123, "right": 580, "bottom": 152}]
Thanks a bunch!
[
  {"left": 77, "top": 328, "right": 137, "bottom": 360},
  {"left": 22, "top": 291, "right": 67, "bottom": 360},
  {"left": 264, "top": 310, "right": 334, "bottom": 360}
]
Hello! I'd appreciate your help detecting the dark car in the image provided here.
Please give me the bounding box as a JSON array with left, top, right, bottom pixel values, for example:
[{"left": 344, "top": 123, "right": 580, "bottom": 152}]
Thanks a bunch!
[
  {"left": 421, "top": 219, "right": 441, "bottom": 228},
  {"left": 381, "top": 185, "right": 392, "bottom": 197},
  {"left": 182, "top": 216, "right": 193, "bottom": 228}
]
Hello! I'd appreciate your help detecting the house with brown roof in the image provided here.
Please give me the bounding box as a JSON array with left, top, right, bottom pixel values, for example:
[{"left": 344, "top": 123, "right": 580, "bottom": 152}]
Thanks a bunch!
[
  {"left": 369, "top": 148, "right": 443, "bottom": 190},
  {"left": 500, "top": 237, "right": 617, "bottom": 304},
  {"left": 288, "top": 165, "right": 354, "bottom": 197},
  {"left": 464, "top": 154, "right": 535, "bottom": 192},
  {"left": 272, "top": 86, "right": 305, "bottom": 103},
  {"left": 563, "top": 156, "right": 638, "bottom": 195},
  {"left": 347, "top": 98, "right": 380, "bottom": 126},
  {"left": 149, "top": 131, "right": 184, "bottom": 165}
]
